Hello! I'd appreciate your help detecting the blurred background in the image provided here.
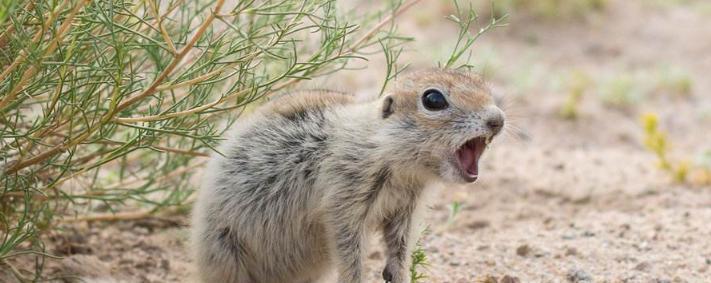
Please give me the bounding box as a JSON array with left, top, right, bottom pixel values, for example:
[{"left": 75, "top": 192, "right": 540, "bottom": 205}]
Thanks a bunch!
[{"left": 1, "top": 0, "right": 710, "bottom": 282}]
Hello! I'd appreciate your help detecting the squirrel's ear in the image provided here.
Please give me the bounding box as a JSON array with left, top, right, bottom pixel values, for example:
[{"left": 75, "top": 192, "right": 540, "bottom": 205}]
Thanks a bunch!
[{"left": 382, "top": 96, "right": 394, "bottom": 119}]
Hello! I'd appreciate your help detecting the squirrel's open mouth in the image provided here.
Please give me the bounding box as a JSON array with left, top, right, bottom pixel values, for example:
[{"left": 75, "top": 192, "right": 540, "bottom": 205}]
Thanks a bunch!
[{"left": 455, "top": 137, "right": 488, "bottom": 182}]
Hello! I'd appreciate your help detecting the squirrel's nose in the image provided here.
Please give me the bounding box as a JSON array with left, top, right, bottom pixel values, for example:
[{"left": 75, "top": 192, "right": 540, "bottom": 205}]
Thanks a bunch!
[{"left": 486, "top": 114, "right": 504, "bottom": 135}]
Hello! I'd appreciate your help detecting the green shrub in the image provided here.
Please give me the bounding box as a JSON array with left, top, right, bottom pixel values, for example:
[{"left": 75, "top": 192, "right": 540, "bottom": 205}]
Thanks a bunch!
[
  {"left": 559, "top": 71, "right": 591, "bottom": 120},
  {"left": 641, "top": 113, "right": 689, "bottom": 183},
  {"left": 600, "top": 74, "right": 639, "bottom": 108},
  {"left": 656, "top": 66, "right": 693, "bottom": 97}
]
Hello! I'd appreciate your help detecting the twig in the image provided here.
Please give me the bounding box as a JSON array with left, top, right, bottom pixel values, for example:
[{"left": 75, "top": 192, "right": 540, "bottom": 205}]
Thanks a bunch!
[
  {"left": 62, "top": 210, "right": 167, "bottom": 223},
  {"left": 0, "top": 260, "right": 31, "bottom": 282},
  {"left": 145, "top": 0, "right": 177, "bottom": 55},
  {"left": 348, "top": 0, "right": 423, "bottom": 52},
  {"left": 152, "top": 145, "right": 209, "bottom": 157},
  {"left": 113, "top": 89, "right": 246, "bottom": 123},
  {"left": 154, "top": 68, "right": 225, "bottom": 91}
]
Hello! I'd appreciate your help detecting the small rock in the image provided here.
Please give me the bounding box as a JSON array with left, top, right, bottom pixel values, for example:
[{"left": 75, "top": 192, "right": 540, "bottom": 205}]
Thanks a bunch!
[
  {"left": 133, "top": 226, "right": 151, "bottom": 235},
  {"left": 135, "top": 258, "right": 157, "bottom": 269},
  {"left": 499, "top": 275, "right": 521, "bottom": 283},
  {"left": 516, "top": 244, "right": 530, "bottom": 257},
  {"left": 449, "top": 260, "right": 461, "bottom": 267},
  {"left": 467, "top": 220, "right": 490, "bottom": 230},
  {"left": 582, "top": 231, "right": 595, "bottom": 237},
  {"left": 60, "top": 255, "right": 112, "bottom": 279},
  {"left": 562, "top": 233, "right": 576, "bottom": 240},
  {"left": 634, "top": 262, "right": 651, "bottom": 271},
  {"left": 564, "top": 247, "right": 578, "bottom": 256},
  {"left": 572, "top": 195, "right": 591, "bottom": 205},
  {"left": 52, "top": 229, "right": 93, "bottom": 256},
  {"left": 654, "top": 279, "right": 671, "bottom": 283},
  {"left": 475, "top": 275, "right": 498, "bottom": 283},
  {"left": 566, "top": 268, "right": 592, "bottom": 282}
]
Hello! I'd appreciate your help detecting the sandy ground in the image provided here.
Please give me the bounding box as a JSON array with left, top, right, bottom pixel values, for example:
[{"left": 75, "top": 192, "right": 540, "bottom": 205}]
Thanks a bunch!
[{"left": 4, "top": 0, "right": 710, "bottom": 282}]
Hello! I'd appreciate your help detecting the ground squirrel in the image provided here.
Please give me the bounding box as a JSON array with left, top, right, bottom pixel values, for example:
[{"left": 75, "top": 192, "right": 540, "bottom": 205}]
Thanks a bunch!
[{"left": 191, "top": 69, "right": 505, "bottom": 283}]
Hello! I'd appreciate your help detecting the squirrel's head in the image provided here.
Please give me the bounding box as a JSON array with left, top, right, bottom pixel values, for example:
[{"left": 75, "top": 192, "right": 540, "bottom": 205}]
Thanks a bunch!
[{"left": 381, "top": 69, "right": 505, "bottom": 184}]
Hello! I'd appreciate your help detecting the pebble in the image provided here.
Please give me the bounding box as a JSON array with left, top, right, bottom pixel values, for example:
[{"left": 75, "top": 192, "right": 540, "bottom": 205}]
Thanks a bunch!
[
  {"left": 562, "top": 233, "right": 576, "bottom": 240},
  {"left": 566, "top": 268, "right": 592, "bottom": 283},
  {"left": 634, "top": 262, "right": 651, "bottom": 271},
  {"left": 499, "top": 275, "right": 521, "bottom": 283},
  {"left": 516, "top": 244, "right": 530, "bottom": 257},
  {"left": 467, "top": 220, "right": 490, "bottom": 230},
  {"left": 474, "top": 275, "right": 498, "bottom": 283},
  {"left": 564, "top": 247, "right": 579, "bottom": 256}
]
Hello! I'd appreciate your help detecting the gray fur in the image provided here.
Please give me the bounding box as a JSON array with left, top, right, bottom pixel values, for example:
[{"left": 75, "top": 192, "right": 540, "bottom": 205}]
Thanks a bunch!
[{"left": 192, "top": 70, "right": 504, "bottom": 283}]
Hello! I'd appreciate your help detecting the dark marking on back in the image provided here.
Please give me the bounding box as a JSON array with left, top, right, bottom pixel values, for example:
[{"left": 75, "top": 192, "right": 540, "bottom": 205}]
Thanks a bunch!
[
  {"left": 218, "top": 227, "right": 230, "bottom": 242},
  {"left": 366, "top": 166, "right": 391, "bottom": 205}
]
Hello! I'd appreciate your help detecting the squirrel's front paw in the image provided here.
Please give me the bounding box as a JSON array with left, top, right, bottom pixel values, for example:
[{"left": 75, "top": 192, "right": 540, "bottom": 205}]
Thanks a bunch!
[
  {"left": 382, "top": 266, "right": 394, "bottom": 282},
  {"left": 381, "top": 262, "right": 404, "bottom": 283}
]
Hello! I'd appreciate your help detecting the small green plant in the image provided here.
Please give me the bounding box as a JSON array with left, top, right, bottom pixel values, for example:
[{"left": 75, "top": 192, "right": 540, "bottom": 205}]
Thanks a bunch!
[
  {"left": 642, "top": 113, "right": 711, "bottom": 186},
  {"left": 447, "top": 201, "right": 463, "bottom": 224},
  {"left": 409, "top": 228, "right": 430, "bottom": 283},
  {"left": 690, "top": 151, "right": 711, "bottom": 185},
  {"left": 600, "top": 74, "right": 638, "bottom": 108},
  {"left": 410, "top": 245, "right": 428, "bottom": 283},
  {"left": 657, "top": 67, "right": 693, "bottom": 97},
  {"left": 559, "top": 71, "right": 590, "bottom": 119},
  {"left": 641, "top": 113, "right": 689, "bottom": 183},
  {"left": 442, "top": 0, "right": 508, "bottom": 69}
]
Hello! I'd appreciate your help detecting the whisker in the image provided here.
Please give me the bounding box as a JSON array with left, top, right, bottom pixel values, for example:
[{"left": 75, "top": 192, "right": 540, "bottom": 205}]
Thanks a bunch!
[{"left": 501, "top": 122, "right": 531, "bottom": 142}]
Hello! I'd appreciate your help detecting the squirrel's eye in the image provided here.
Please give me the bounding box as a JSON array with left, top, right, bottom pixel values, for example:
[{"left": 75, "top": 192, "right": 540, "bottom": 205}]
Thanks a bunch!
[{"left": 422, "top": 89, "right": 448, "bottom": 111}]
